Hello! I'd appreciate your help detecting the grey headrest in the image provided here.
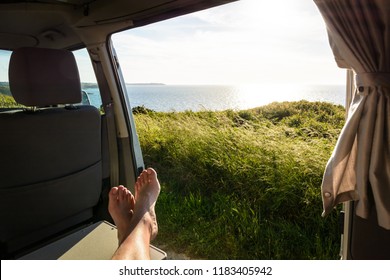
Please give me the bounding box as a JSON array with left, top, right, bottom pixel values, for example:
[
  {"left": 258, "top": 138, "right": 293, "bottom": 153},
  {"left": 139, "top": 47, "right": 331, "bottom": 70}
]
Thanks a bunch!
[{"left": 9, "top": 47, "right": 81, "bottom": 106}]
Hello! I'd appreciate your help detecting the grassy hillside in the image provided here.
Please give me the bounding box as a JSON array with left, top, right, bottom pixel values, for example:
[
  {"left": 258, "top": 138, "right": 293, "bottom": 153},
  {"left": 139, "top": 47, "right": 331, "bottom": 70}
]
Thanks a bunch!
[
  {"left": 0, "top": 93, "right": 19, "bottom": 107},
  {"left": 133, "top": 101, "right": 345, "bottom": 259}
]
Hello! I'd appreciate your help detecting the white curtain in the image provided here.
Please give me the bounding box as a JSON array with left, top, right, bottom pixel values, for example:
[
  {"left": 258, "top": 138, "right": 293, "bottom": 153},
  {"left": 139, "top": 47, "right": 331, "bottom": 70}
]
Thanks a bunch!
[{"left": 314, "top": 0, "right": 390, "bottom": 229}]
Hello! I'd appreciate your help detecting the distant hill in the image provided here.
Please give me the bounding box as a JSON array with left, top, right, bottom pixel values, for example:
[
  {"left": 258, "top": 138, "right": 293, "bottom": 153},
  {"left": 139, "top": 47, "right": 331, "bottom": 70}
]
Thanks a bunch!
[
  {"left": 0, "top": 82, "right": 166, "bottom": 95},
  {"left": 0, "top": 82, "right": 11, "bottom": 96},
  {"left": 81, "top": 82, "right": 98, "bottom": 88},
  {"left": 81, "top": 82, "right": 166, "bottom": 88},
  {"left": 126, "top": 83, "right": 165, "bottom": 86}
]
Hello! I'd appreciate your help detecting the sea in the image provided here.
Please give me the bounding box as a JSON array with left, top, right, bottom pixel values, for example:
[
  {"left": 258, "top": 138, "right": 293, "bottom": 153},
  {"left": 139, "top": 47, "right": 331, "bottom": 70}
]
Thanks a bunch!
[{"left": 84, "top": 84, "right": 346, "bottom": 112}]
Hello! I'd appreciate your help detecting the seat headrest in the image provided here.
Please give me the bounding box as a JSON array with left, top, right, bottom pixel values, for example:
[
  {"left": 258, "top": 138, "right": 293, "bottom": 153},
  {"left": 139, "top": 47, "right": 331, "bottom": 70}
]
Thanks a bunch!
[{"left": 9, "top": 47, "right": 81, "bottom": 106}]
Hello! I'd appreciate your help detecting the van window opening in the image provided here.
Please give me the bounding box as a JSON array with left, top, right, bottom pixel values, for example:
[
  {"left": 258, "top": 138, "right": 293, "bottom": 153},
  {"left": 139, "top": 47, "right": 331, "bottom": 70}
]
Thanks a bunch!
[
  {"left": 73, "top": 48, "right": 102, "bottom": 110},
  {"left": 108, "top": 0, "right": 348, "bottom": 260},
  {"left": 111, "top": 0, "right": 346, "bottom": 113}
]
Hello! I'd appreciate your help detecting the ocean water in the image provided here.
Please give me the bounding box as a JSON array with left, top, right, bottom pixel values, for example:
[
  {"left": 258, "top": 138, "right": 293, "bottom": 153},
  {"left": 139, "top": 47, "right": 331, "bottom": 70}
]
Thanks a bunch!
[{"left": 84, "top": 84, "right": 346, "bottom": 112}]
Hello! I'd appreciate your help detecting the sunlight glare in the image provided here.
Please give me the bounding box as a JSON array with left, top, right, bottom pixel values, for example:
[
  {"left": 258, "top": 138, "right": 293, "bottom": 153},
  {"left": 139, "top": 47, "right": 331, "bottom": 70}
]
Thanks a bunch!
[{"left": 233, "top": 84, "right": 306, "bottom": 109}]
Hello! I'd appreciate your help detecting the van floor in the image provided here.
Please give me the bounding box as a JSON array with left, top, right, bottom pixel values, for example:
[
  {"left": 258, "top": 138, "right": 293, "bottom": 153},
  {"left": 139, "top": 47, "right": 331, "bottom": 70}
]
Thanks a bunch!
[{"left": 158, "top": 245, "right": 191, "bottom": 260}]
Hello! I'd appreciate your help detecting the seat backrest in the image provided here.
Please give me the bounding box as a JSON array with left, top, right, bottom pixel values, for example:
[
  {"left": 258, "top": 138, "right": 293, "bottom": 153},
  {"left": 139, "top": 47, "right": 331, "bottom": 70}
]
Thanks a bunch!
[{"left": 0, "top": 47, "right": 102, "bottom": 257}]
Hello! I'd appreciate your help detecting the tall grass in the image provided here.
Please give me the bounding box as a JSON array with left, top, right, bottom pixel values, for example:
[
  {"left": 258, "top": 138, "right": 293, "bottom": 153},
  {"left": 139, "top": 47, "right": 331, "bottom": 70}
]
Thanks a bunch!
[
  {"left": 133, "top": 101, "right": 345, "bottom": 259},
  {"left": 0, "top": 93, "right": 19, "bottom": 108}
]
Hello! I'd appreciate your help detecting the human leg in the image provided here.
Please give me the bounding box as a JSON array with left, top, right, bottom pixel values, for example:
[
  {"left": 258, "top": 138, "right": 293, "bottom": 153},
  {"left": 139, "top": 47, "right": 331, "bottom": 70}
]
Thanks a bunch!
[{"left": 110, "top": 168, "right": 160, "bottom": 260}]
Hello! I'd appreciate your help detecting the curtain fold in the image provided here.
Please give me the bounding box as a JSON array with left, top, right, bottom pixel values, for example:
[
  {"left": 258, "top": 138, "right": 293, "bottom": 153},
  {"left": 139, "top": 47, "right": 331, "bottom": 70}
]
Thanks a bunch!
[{"left": 314, "top": 0, "right": 390, "bottom": 229}]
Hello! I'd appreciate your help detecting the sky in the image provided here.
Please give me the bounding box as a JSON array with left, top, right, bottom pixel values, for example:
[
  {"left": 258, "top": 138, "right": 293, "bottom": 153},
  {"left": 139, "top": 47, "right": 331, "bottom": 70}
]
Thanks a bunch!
[
  {"left": 111, "top": 0, "right": 346, "bottom": 85},
  {"left": 1, "top": 0, "right": 346, "bottom": 86}
]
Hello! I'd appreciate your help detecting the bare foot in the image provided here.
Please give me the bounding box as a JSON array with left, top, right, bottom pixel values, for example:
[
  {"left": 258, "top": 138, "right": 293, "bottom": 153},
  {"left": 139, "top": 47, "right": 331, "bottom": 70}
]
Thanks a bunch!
[
  {"left": 133, "top": 168, "right": 160, "bottom": 241},
  {"left": 108, "top": 185, "right": 135, "bottom": 244},
  {"left": 110, "top": 168, "right": 161, "bottom": 260}
]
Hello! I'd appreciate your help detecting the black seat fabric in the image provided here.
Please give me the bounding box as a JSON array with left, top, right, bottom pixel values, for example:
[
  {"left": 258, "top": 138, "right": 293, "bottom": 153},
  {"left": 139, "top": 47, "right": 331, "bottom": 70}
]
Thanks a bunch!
[{"left": 0, "top": 47, "right": 102, "bottom": 256}]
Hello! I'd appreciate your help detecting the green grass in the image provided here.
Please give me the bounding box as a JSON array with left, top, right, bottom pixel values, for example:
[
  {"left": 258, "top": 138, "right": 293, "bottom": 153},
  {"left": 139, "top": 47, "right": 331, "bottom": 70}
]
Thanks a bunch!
[
  {"left": 0, "top": 93, "right": 19, "bottom": 108},
  {"left": 133, "top": 101, "right": 345, "bottom": 259}
]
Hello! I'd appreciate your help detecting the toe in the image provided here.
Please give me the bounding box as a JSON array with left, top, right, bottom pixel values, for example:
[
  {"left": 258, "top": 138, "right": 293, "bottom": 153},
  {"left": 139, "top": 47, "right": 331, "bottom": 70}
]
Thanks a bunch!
[{"left": 109, "top": 187, "right": 119, "bottom": 198}]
